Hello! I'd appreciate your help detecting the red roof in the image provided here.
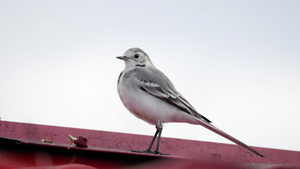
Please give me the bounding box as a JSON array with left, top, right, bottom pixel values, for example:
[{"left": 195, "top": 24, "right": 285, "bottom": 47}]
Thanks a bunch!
[{"left": 0, "top": 120, "right": 299, "bottom": 169}]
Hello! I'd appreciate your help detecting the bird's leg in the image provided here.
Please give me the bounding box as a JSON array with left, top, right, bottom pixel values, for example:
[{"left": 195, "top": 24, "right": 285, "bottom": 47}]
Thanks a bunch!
[
  {"left": 131, "top": 121, "right": 168, "bottom": 155},
  {"left": 153, "top": 121, "right": 167, "bottom": 154},
  {"left": 131, "top": 128, "right": 159, "bottom": 154},
  {"left": 144, "top": 127, "right": 160, "bottom": 152}
]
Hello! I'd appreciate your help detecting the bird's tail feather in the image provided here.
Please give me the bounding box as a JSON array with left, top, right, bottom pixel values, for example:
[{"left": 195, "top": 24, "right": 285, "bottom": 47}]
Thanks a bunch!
[{"left": 197, "top": 119, "right": 264, "bottom": 157}]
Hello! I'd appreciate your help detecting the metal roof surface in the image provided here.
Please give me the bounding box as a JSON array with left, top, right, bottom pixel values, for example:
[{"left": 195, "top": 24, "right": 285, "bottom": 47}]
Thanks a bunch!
[{"left": 0, "top": 120, "right": 299, "bottom": 168}]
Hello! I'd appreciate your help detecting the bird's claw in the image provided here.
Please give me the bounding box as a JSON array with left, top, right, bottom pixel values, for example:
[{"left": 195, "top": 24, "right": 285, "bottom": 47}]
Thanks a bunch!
[{"left": 131, "top": 149, "right": 169, "bottom": 155}]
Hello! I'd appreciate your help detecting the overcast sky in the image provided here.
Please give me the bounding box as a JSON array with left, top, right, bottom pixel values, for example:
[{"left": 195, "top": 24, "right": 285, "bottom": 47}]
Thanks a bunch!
[{"left": 0, "top": 0, "right": 299, "bottom": 151}]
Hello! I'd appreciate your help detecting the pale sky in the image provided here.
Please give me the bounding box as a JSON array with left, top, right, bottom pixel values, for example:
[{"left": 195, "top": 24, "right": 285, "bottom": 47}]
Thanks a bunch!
[{"left": 0, "top": 1, "right": 299, "bottom": 151}]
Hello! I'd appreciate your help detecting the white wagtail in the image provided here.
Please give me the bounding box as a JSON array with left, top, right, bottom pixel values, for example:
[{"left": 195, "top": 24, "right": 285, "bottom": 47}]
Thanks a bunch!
[{"left": 117, "top": 48, "right": 264, "bottom": 157}]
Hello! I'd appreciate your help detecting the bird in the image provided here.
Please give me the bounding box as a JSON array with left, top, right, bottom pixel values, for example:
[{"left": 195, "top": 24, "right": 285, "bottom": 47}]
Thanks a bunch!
[{"left": 116, "top": 47, "right": 264, "bottom": 157}]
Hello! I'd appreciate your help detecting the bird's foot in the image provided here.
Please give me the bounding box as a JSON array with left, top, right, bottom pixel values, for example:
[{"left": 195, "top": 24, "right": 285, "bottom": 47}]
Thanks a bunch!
[{"left": 131, "top": 149, "right": 169, "bottom": 155}]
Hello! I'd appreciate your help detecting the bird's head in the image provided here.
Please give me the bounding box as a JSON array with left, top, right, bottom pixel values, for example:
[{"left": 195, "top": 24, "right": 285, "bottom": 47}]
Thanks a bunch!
[{"left": 117, "top": 48, "right": 153, "bottom": 68}]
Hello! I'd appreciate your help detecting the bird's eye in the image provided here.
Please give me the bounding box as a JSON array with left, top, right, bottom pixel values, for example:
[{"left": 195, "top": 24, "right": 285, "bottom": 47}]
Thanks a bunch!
[{"left": 134, "top": 54, "right": 139, "bottom": 58}]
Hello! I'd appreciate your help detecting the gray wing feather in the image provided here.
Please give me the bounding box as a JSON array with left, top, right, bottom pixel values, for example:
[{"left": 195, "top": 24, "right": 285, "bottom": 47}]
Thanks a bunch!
[{"left": 134, "top": 67, "right": 211, "bottom": 123}]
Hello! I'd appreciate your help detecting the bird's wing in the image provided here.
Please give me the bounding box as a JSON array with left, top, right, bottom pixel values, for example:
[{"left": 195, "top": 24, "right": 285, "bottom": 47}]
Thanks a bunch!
[{"left": 137, "top": 76, "right": 211, "bottom": 123}]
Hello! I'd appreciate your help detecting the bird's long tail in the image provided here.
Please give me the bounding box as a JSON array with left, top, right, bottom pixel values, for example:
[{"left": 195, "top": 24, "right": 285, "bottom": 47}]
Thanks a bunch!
[{"left": 196, "top": 119, "right": 264, "bottom": 157}]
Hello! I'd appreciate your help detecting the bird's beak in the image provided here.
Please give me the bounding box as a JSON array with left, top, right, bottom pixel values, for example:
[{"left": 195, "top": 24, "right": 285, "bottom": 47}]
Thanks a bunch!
[{"left": 116, "top": 56, "right": 127, "bottom": 60}]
